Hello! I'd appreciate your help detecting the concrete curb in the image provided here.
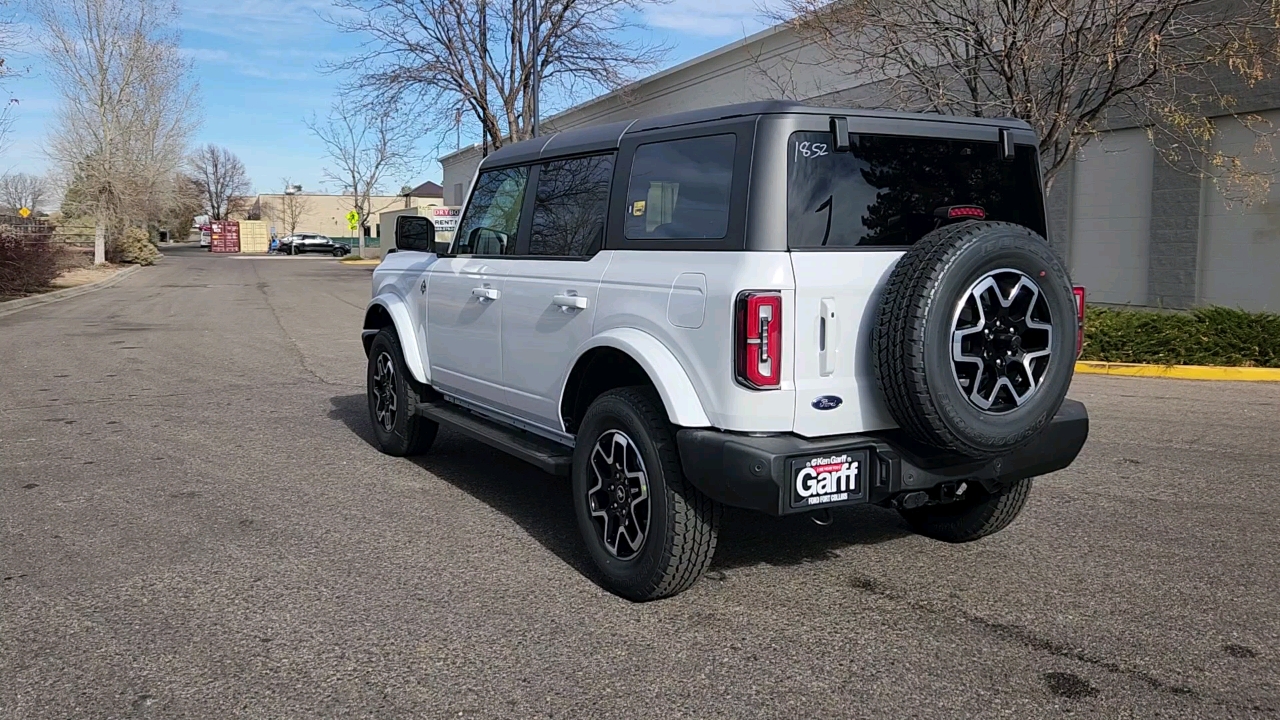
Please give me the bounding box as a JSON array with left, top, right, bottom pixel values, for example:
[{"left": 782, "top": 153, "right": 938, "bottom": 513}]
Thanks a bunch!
[
  {"left": 0, "top": 264, "right": 142, "bottom": 319},
  {"left": 1076, "top": 360, "right": 1280, "bottom": 382},
  {"left": 338, "top": 258, "right": 381, "bottom": 266}
]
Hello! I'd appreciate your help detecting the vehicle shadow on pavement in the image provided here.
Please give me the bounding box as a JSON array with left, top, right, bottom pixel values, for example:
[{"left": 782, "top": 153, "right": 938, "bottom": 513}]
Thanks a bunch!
[{"left": 330, "top": 394, "right": 914, "bottom": 584}]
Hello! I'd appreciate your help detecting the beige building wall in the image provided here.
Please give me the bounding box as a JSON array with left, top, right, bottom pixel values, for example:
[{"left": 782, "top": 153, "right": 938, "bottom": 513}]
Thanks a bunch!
[{"left": 254, "top": 193, "right": 443, "bottom": 240}]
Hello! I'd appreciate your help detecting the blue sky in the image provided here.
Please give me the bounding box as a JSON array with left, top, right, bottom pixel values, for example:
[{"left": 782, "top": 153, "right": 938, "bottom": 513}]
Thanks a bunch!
[{"left": 3, "top": 0, "right": 770, "bottom": 199}]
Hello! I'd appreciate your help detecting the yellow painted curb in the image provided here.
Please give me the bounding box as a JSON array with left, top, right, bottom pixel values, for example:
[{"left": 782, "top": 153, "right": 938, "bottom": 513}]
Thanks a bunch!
[
  {"left": 1075, "top": 361, "right": 1280, "bottom": 382},
  {"left": 338, "top": 258, "right": 381, "bottom": 266}
]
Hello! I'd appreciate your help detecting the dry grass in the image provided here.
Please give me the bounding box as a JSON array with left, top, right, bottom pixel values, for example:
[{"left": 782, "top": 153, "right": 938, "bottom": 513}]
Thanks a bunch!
[{"left": 49, "top": 264, "right": 121, "bottom": 289}]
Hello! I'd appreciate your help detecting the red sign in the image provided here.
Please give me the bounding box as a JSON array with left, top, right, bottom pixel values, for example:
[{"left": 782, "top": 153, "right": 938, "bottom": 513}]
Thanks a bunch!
[{"left": 211, "top": 221, "right": 241, "bottom": 253}]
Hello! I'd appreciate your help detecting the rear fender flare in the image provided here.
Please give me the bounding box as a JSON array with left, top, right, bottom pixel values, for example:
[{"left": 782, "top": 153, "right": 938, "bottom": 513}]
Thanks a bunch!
[
  {"left": 566, "top": 328, "right": 711, "bottom": 428},
  {"left": 363, "top": 296, "right": 430, "bottom": 385}
]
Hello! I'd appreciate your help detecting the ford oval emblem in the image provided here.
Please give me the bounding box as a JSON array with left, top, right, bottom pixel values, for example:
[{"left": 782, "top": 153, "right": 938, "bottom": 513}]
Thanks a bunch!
[{"left": 812, "top": 395, "right": 843, "bottom": 411}]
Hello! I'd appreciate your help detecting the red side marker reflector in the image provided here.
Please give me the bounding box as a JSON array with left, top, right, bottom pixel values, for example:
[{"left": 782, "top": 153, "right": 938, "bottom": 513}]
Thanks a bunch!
[{"left": 1072, "top": 286, "right": 1086, "bottom": 358}]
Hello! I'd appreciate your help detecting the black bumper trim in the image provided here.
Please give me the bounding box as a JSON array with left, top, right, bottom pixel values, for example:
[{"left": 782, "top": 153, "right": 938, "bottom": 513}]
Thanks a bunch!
[{"left": 676, "top": 399, "right": 1089, "bottom": 516}]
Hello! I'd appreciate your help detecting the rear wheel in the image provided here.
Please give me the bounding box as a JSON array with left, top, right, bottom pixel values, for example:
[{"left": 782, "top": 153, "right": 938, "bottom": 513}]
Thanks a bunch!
[
  {"left": 899, "top": 478, "right": 1033, "bottom": 542},
  {"left": 572, "top": 387, "right": 719, "bottom": 601},
  {"left": 366, "top": 329, "right": 438, "bottom": 456}
]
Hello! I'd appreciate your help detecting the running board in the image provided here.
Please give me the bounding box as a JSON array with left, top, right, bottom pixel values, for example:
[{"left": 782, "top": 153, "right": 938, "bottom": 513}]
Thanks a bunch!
[{"left": 414, "top": 400, "right": 573, "bottom": 476}]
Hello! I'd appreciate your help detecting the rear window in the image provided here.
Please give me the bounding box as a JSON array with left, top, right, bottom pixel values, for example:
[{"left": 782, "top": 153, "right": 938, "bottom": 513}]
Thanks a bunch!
[
  {"left": 624, "top": 134, "right": 735, "bottom": 240},
  {"left": 787, "top": 131, "right": 1044, "bottom": 249}
]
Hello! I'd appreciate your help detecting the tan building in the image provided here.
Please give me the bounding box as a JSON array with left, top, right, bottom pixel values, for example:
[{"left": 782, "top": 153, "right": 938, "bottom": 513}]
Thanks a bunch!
[{"left": 250, "top": 181, "right": 444, "bottom": 241}]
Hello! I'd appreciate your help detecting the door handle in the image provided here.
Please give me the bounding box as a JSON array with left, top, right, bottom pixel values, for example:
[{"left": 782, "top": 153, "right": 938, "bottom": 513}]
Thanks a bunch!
[
  {"left": 819, "top": 297, "right": 839, "bottom": 377},
  {"left": 471, "top": 286, "right": 500, "bottom": 301},
  {"left": 552, "top": 294, "right": 589, "bottom": 310}
]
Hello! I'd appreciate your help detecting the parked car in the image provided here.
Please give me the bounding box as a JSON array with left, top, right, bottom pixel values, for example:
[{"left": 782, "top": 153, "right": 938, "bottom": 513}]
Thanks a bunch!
[
  {"left": 198, "top": 225, "right": 211, "bottom": 248},
  {"left": 280, "top": 233, "right": 351, "bottom": 256},
  {"left": 361, "top": 101, "right": 1090, "bottom": 601}
]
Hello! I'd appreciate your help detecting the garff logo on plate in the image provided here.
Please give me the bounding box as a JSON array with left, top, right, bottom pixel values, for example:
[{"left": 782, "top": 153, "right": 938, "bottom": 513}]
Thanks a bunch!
[{"left": 795, "top": 454, "right": 859, "bottom": 506}]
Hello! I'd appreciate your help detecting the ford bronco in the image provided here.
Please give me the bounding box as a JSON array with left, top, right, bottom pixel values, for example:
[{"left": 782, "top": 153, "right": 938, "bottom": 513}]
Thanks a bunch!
[{"left": 362, "top": 101, "right": 1090, "bottom": 601}]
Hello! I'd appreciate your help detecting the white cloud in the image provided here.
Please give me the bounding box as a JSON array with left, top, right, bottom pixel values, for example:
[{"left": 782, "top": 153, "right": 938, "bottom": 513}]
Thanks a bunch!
[
  {"left": 177, "top": 0, "right": 341, "bottom": 41},
  {"left": 642, "top": 0, "right": 773, "bottom": 38},
  {"left": 179, "top": 47, "right": 322, "bottom": 82}
]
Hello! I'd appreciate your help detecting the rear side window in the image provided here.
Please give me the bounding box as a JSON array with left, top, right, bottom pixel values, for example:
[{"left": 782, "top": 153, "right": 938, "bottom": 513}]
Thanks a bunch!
[
  {"left": 454, "top": 166, "right": 529, "bottom": 255},
  {"left": 787, "top": 131, "right": 1044, "bottom": 249},
  {"left": 530, "top": 154, "right": 615, "bottom": 256},
  {"left": 624, "top": 134, "right": 735, "bottom": 240}
]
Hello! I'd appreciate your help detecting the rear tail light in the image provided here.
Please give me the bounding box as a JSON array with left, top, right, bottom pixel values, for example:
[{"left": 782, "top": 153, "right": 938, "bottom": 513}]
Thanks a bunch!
[
  {"left": 735, "top": 291, "right": 783, "bottom": 389},
  {"left": 1072, "top": 286, "right": 1086, "bottom": 358}
]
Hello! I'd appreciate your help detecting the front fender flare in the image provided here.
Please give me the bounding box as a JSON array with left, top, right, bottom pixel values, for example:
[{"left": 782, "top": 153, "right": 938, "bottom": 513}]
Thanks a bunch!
[
  {"left": 567, "top": 328, "right": 711, "bottom": 428},
  {"left": 364, "top": 296, "right": 430, "bottom": 386}
]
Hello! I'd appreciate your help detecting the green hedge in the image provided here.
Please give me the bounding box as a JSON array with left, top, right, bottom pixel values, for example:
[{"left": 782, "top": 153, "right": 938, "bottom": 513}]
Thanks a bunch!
[{"left": 1082, "top": 306, "right": 1280, "bottom": 367}]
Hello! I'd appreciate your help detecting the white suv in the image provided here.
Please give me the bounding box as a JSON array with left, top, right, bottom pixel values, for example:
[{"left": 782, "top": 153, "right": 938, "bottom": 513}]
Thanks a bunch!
[{"left": 362, "top": 102, "right": 1089, "bottom": 601}]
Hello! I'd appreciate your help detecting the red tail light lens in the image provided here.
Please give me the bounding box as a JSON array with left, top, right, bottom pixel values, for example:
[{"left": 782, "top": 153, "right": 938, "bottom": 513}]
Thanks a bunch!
[
  {"left": 1072, "top": 286, "right": 1086, "bottom": 358},
  {"left": 736, "top": 291, "right": 783, "bottom": 389},
  {"left": 948, "top": 205, "right": 986, "bottom": 220}
]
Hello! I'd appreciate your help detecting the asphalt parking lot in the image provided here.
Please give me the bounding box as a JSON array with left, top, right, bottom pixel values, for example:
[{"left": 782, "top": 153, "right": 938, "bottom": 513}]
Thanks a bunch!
[{"left": 2, "top": 246, "right": 1277, "bottom": 719}]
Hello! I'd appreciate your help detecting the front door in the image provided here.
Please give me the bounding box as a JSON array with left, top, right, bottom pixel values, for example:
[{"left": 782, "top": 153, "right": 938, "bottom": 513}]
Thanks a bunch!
[
  {"left": 501, "top": 154, "right": 616, "bottom": 430},
  {"left": 426, "top": 165, "right": 530, "bottom": 410}
]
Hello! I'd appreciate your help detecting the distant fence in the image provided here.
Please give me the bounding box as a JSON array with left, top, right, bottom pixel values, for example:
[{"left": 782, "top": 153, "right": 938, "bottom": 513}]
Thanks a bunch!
[{"left": 0, "top": 215, "right": 96, "bottom": 246}]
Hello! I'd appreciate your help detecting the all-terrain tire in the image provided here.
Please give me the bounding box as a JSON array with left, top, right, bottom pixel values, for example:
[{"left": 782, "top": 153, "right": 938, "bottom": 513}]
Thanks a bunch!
[
  {"left": 572, "top": 387, "right": 720, "bottom": 601},
  {"left": 366, "top": 328, "right": 438, "bottom": 456},
  {"left": 899, "top": 478, "right": 1033, "bottom": 542},
  {"left": 872, "top": 221, "right": 1077, "bottom": 458}
]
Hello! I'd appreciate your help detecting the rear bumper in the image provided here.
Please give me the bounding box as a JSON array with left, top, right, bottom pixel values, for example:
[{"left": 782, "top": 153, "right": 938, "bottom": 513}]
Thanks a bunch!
[{"left": 676, "top": 399, "right": 1089, "bottom": 516}]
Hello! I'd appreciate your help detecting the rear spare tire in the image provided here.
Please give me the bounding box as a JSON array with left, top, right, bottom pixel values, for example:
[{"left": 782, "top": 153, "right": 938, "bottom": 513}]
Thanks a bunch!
[{"left": 872, "top": 221, "right": 1077, "bottom": 459}]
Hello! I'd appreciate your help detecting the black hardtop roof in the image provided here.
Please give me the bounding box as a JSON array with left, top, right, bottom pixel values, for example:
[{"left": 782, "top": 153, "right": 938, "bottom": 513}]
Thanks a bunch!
[{"left": 478, "top": 101, "right": 1034, "bottom": 170}]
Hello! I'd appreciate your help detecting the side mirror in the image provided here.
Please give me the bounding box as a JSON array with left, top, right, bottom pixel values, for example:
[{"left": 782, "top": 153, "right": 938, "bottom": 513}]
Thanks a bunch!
[{"left": 395, "top": 215, "right": 436, "bottom": 252}]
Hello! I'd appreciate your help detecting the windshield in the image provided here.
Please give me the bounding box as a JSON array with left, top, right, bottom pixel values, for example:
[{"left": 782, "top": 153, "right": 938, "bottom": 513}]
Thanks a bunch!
[{"left": 787, "top": 131, "right": 1045, "bottom": 249}]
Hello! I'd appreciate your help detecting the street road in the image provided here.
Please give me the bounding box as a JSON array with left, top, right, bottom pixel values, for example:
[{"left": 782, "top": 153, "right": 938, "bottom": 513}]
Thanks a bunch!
[{"left": 2, "top": 247, "right": 1277, "bottom": 718}]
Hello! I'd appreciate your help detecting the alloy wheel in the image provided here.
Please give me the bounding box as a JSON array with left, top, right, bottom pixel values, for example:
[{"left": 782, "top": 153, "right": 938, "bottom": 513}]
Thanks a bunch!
[
  {"left": 950, "top": 269, "right": 1053, "bottom": 413},
  {"left": 371, "top": 351, "right": 397, "bottom": 432},
  {"left": 586, "top": 429, "right": 651, "bottom": 560}
]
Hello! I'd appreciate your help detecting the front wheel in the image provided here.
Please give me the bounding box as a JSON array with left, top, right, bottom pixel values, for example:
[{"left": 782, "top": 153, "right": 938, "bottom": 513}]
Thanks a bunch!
[
  {"left": 898, "top": 478, "right": 1033, "bottom": 542},
  {"left": 572, "top": 387, "right": 720, "bottom": 601},
  {"left": 332, "top": 248, "right": 344, "bottom": 257},
  {"left": 366, "top": 329, "right": 438, "bottom": 456}
]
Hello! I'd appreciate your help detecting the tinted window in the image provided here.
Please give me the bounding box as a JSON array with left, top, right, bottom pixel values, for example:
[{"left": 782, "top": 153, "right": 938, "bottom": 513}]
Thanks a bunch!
[
  {"left": 787, "top": 131, "right": 1045, "bottom": 249},
  {"left": 454, "top": 166, "right": 529, "bottom": 255},
  {"left": 530, "top": 154, "right": 615, "bottom": 256},
  {"left": 624, "top": 134, "right": 735, "bottom": 240}
]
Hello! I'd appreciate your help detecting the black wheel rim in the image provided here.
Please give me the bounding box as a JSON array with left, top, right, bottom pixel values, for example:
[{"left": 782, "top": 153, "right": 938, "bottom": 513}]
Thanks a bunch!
[
  {"left": 586, "top": 429, "right": 651, "bottom": 560},
  {"left": 371, "top": 351, "right": 397, "bottom": 432},
  {"left": 950, "top": 268, "right": 1053, "bottom": 414}
]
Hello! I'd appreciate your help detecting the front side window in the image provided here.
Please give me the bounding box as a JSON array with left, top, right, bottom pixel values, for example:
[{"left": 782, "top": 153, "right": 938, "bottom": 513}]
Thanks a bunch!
[
  {"left": 530, "top": 154, "right": 615, "bottom": 257},
  {"left": 787, "top": 131, "right": 1045, "bottom": 249},
  {"left": 454, "top": 166, "right": 529, "bottom": 255},
  {"left": 624, "top": 134, "right": 735, "bottom": 240}
]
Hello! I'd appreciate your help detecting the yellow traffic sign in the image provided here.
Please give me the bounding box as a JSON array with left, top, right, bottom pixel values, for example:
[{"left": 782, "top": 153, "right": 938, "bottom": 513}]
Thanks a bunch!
[
  {"left": 345, "top": 210, "right": 359, "bottom": 231},
  {"left": 17, "top": 207, "right": 31, "bottom": 218}
]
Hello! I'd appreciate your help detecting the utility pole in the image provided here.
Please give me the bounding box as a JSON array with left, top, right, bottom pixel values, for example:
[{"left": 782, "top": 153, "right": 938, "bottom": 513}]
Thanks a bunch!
[{"left": 530, "top": 0, "right": 540, "bottom": 138}]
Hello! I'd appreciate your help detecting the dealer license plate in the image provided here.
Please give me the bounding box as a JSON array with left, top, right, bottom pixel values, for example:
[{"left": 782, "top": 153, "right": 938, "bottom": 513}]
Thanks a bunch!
[{"left": 789, "top": 451, "right": 869, "bottom": 508}]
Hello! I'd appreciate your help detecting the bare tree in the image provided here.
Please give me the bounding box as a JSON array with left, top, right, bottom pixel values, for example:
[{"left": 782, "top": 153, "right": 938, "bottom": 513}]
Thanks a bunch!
[
  {"left": 0, "top": 172, "right": 48, "bottom": 213},
  {"left": 39, "top": 0, "right": 198, "bottom": 264},
  {"left": 306, "top": 100, "right": 417, "bottom": 254},
  {"left": 775, "top": 0, "right": 1280, "bottom": 195},
  {"left": 327, "top": 0, "right": 668, "bottom": 151},
  {"left": 189, "top": 143, "right": 251, "bottom": 220},
  {"left": 275, "top": 178, "right": 311, "bottom": 236},
  {"left": 0, "top": 5, "right": 22, "bottom": 155}
]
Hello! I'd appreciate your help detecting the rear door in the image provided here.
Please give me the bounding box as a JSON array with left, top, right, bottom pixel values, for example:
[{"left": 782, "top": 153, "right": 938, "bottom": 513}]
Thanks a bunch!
[
  {"left": 786, "top": 125, "right": 1047, "bottom": 437},
  {"left": 500, "top": 154, "right": 616, "bottom": 431}
]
